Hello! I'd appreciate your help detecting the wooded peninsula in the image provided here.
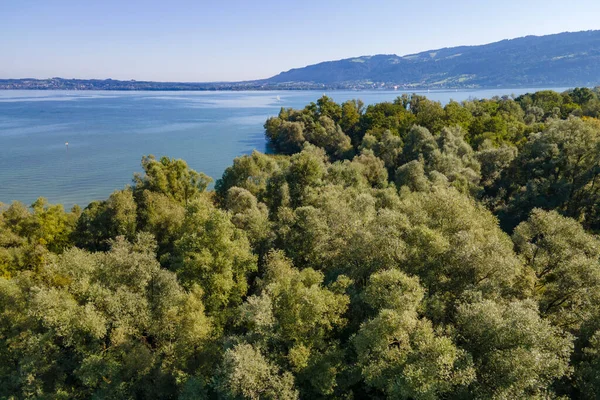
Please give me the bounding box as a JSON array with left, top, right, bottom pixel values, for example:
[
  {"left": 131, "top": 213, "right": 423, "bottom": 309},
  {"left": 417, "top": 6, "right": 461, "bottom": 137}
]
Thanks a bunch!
[{"left": 2, "top": 88, "right": 600, "bottom": 399}]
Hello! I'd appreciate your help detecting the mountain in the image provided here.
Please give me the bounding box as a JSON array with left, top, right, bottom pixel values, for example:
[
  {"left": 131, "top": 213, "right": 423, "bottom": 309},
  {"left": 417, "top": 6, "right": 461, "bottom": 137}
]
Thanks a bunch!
[
  {"left": 3, "top": 31, "right": 600, "bottom": 90},
  {"left": 265, "top": 30, "right": 600, "bottom": 89}
]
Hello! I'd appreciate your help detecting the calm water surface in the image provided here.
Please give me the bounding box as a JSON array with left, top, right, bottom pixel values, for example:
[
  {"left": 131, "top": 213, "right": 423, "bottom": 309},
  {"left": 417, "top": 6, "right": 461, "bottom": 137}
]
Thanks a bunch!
[{"left": 0, "top": 88, "right": 565, "bottom": 208}]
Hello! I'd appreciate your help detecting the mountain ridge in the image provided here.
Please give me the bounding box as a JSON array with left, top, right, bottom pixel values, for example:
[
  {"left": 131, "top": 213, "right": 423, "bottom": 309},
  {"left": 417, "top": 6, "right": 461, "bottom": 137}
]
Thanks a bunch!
[{"left": 265, "top": 30, "right": 600, "bottom": 88}]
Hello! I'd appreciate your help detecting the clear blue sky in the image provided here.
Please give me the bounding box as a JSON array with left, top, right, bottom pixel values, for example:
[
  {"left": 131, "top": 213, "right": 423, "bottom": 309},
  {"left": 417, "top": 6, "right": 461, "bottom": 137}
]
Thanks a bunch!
[{"left": 2, "top": 0, "right": 599, "bottom": 81}]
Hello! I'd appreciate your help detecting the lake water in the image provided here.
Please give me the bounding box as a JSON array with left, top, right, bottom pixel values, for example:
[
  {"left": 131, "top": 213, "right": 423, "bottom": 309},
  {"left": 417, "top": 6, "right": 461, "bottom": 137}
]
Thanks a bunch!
[{"left": 0, "top": 88, "right": 565, "bottom": 208}]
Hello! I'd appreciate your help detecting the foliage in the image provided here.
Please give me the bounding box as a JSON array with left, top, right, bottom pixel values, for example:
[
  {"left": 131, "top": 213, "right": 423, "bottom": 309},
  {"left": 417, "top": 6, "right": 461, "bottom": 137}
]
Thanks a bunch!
[
  {"left": 134, "top": 155, "right": 212, "bottom": 205},
  {"left": 3, "top": 89, "right": 600, "bottom": 399},
  {"left": 491, "top": 117, "right": 600, "bottom": 231},
  {"left": 0, "top": 234, "right": 212, "bottom": 399},
  {"left": 455, "top": 298, "right": 573, "bottom": 399}
]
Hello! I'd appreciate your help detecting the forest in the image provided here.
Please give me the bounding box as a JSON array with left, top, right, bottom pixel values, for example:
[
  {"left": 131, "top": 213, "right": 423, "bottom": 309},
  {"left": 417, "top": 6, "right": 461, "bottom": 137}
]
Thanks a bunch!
[{"left": 1, "top": 87, "right": 600, "bottom": 399}]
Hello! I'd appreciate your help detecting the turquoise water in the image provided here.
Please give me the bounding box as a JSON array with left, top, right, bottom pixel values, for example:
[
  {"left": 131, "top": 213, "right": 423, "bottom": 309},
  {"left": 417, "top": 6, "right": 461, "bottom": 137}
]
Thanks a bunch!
[{"left": 0, "top": 88, "right": 565, "bottom": 208}]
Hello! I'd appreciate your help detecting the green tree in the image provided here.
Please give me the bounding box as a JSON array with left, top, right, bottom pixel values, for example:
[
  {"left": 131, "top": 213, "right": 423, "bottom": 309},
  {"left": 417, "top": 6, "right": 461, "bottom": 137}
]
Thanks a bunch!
[
  {"left": 340, "top": 99, "right": 364, "bottom": 145},
  {"left": 570, "top": 87, "right": 595, "bottom": 106},
  {"left": 172, "top": 195, "right": 257, "bottom": 321},
  {"left": 216, "top": 150, "right": 287, "bottom": 201},
  {"left": 215, "top": 343, "right": 298, "bottom": 400},
  {"left": 410, "top": 95, "right": 446, "bottom": 133},
  {"left": 134, "top": 155, "right": 212, "bottom": 205},
  {"left": 234, "top": 251, "right": 350, "bottom": 397},
  {"left": 577, "top": 330, "right": 600, "bottom": 399},
  {"left": 136, "top": 190, "right": 185, "bottom": 261},
  {"left": 225, "top": 187, "right": 273, "bottom": 257},
  {"left": 494, "top": 117, "right": 600, "bottom": 231},
  {"left": 513, "top": 209, "right": 600, "bottom": 329},
  {"left": 456, "top": 298, "right": 573, "bottom": 399},
  {"left": 354, "top": 272, "right": 474, "bottom": 399},
  {"left": 75, "top": 189, "right": 137, "bottom": 251},
  {"left": 397, "top": 187, "right": 526, "bottom": 321},
  {"left": 445, "top": 100, "right": 474, "bottom": 132},
  {"left": 0, "top": 234, "right": 212, "bottom": 399}
]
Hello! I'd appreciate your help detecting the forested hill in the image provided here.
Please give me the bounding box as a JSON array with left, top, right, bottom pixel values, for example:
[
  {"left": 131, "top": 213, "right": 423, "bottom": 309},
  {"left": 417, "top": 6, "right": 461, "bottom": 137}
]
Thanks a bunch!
[{"left": 266, "top": 30, "right": 600, "bottom": 88}]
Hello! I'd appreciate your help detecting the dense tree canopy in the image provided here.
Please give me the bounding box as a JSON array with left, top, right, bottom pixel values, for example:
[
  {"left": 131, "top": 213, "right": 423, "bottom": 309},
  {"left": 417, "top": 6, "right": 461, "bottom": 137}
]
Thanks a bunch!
[{"left": 2, "top": 88, "right": 600, "bottom": 399}]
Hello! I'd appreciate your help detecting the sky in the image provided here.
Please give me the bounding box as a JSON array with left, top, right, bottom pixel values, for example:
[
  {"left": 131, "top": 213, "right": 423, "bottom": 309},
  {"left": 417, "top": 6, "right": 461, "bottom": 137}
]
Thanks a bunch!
[{"left": 1, "top": 0, "right": 599, "bottom": 82}]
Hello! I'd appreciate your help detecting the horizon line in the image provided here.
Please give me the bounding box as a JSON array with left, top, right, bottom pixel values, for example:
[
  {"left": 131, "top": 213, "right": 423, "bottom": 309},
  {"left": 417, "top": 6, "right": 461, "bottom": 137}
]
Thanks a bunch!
[{"left": 2, "top": 29, "right": 597, "bottom": 84}]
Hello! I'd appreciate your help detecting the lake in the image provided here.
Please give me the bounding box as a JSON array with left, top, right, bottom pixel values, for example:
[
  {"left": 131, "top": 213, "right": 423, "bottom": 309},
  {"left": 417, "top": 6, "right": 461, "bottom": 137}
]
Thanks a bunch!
[{"left": 0, "top": 88, "right": 565, "bottom": 208}]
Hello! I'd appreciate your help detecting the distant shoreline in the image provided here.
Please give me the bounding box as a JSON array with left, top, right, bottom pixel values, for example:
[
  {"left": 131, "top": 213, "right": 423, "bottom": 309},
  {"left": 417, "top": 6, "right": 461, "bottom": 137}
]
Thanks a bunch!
[
  {"left": 0, "top": 78, "right": 588, "bottom": 92},
  {"left": 0, "top": 86, "right": 581, "bottom": 92}
]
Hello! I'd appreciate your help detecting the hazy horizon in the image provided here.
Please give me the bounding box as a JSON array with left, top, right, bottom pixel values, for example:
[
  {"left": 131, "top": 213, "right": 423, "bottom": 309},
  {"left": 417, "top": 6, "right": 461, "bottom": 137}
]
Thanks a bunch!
[
  {"left": 4, "top": 30, "right": 598, "bottom": 84},
  {"left": 2, "top": 0, "right": 600, "bottom": 82}
]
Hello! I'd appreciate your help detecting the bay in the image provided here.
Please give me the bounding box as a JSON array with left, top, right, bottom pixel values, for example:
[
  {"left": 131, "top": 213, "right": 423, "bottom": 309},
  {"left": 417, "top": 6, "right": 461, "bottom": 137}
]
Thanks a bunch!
[{"left": 0, "top": 88, "right": 566, "bottom": 208}]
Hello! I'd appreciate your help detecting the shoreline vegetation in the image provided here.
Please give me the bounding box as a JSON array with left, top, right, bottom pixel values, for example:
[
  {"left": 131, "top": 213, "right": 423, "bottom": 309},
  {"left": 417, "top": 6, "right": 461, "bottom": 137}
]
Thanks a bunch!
[{"left": 2, "top": 88, "right": 600, "bottom": 398}]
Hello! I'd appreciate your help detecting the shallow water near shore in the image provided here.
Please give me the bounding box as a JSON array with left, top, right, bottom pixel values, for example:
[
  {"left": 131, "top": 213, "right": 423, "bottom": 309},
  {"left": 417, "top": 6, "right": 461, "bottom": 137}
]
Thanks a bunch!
[{"left": 0, "top": 88, "right": 566, "bottom": 208}]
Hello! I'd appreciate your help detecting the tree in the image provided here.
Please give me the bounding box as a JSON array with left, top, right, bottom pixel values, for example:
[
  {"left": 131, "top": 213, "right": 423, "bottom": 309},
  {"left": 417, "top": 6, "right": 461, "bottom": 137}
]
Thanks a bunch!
[
  {"left": 225, "top": 187, "right": 273, "bottom": 257},
  {"left": 215, "top": 343, "right": 298, "bottom": 400},
  {"left": 264, "top": 119, "right": 306, "bottom": 155},
  {"left": 0, "top": 234, "right": 212, "bottom": 399},
  {"left": 215, "top": 150, "right": 286, "bottom": 201},
  {"left": 285, "top": 145, "right": 327, "bottom": 206},
  {"left": 354, "top": 272, "right": 473, "bottom": 399},
  {"left": 136, "top": 190, "right": 185, "bottom": 261},
  {"left": 409, "top": 95, "right": 446, "bottom": 133},
  {"left": 360, "top": 130, "right": 403, "bottom": 174},
  {"left": 340, "top": 99, "right": 364, "bottom": 145},
  {"left": 475, "top": 141, "right": 517, "bottom": 188},
  {"left": 134, "top": 155, "right": 212, "bottom": 205},
  {"left": 233, "top": 251, "right": 350, "bottom": 397},
  {"left": 0, "top": 201, "right": 55, "bottom": 276},
  {"left": 577, "top": 330, "right": 600, "bottom": 399},
  {"left": 494, "top": 117, "right": 600, "bottom": 231},
  {"left": 397, "top": 187, "right": 525, "bottom": 321},
  {"left": 304, "top": 116, "right": 353, "bottom": 160},
  {"left": 75, "top": 189, "right": 137, "bottom": 251},
  {"left": 570, "top": 87, "right": 595, "bottom": 106},
  {"left": 445, "top": 100, "right": 474, "bottom": 132},
  {"left": 399, "top": 125, "right": 481, "bottom": 195},
  {"left": 316, "top": 95, "right": 343, "bottom": 122},
  {"left": 513, "top": 209, "right": 600, "bottom": 329},
  {"left": 456, "top": 298, "right": 573, "bottom": 399},
  {"left": 172, "top": 195, "right": 257, "bottom": 322},
  {"left": 362, "top": 269, "right": 424, "bottom": 314},
  {"left": 516, "top": 90, "right": 564, "bottom": 120}
]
